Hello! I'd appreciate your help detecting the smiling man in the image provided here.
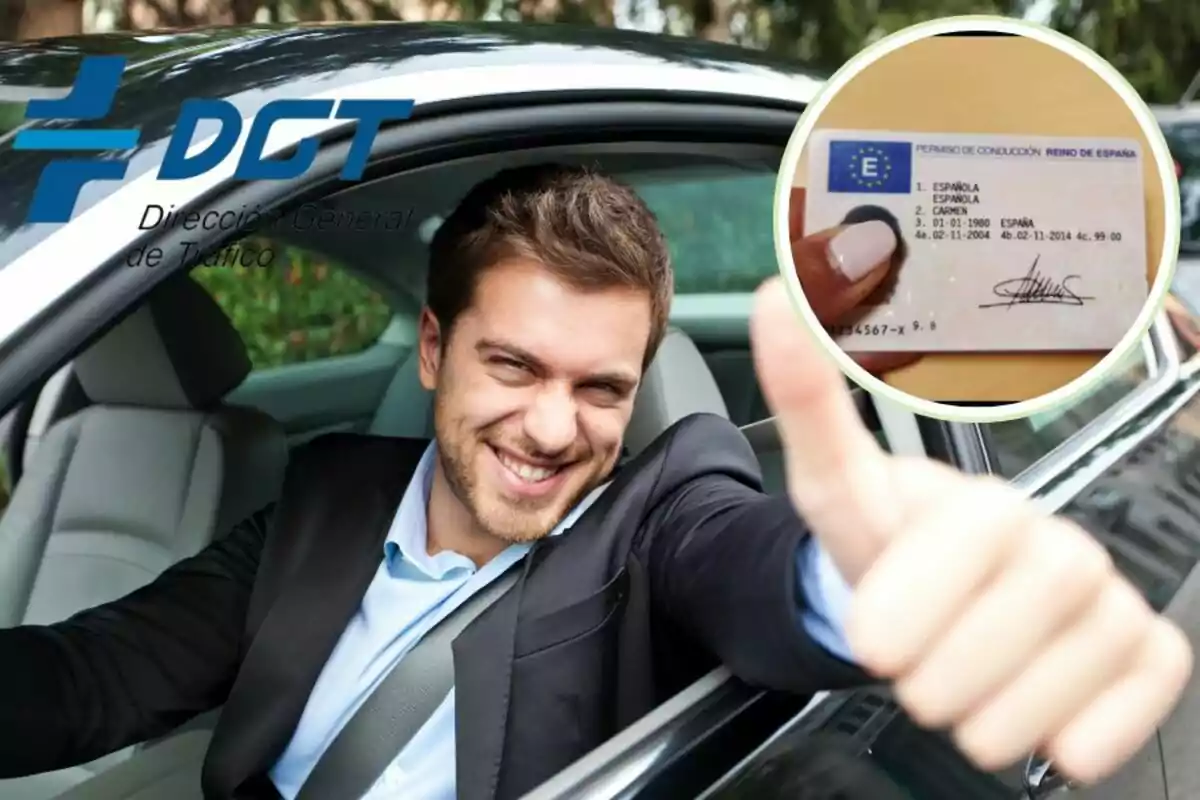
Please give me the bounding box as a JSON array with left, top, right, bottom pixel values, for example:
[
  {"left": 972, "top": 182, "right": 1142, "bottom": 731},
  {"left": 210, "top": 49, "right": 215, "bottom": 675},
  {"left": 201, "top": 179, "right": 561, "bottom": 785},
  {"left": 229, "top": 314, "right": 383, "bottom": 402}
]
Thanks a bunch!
[
  {"left": 0, "top": 164, "right": 1189, "bottom": 800},
  {"left": 425, "top": 257, "right": 639, "bottom": 556}
]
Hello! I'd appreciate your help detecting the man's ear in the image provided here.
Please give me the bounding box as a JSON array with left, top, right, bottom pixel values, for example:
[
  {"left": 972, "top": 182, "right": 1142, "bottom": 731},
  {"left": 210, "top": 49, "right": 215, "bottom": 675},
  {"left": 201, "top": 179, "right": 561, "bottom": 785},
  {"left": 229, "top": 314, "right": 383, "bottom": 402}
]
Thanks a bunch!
[{"left": 417, "top": 307, "right": 443, "bottom": 391}]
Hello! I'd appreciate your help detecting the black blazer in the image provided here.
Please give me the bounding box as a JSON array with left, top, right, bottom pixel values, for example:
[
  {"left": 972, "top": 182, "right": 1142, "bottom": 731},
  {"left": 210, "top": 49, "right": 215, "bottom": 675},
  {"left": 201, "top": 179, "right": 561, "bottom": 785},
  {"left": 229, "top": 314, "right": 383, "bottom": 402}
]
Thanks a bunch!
[{"left": 0, "top": 413, "right": 869, "bottom": 799}]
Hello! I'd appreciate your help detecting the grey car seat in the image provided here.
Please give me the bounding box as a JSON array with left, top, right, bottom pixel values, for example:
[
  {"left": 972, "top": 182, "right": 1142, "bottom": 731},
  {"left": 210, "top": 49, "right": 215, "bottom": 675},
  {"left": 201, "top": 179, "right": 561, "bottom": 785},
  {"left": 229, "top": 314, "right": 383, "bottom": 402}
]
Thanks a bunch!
[
  {"left": 40, "top": 326, "right": 736, "bottom": 800},
  {"left": 0, "top": 274, "right": 288, "bottom": 798},
  {"left": 626, "top": 327, "right": 786, "bottom": 493},
  {"left": 624, "top": 327, "right": 731, "bottom": 456}
]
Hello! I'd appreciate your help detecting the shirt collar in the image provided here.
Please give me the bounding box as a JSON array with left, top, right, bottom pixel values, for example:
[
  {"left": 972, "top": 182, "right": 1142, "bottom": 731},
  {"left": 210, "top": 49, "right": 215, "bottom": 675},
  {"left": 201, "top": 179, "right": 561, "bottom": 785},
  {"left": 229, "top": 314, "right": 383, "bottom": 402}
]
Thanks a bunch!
[{"left": 383, "top": 442, "right": 607, "bottom": 579}]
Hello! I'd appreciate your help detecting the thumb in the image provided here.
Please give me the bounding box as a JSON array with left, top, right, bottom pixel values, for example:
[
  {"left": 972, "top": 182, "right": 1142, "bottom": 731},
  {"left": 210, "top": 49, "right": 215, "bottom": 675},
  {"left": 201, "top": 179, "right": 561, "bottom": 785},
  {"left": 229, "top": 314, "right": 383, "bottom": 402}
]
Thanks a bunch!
[
  {"left": 793, "top": 218, "right": 898, "bottom": 326},
  {"left": 751, "top": 278, "right": 900, "bottom": 583}
]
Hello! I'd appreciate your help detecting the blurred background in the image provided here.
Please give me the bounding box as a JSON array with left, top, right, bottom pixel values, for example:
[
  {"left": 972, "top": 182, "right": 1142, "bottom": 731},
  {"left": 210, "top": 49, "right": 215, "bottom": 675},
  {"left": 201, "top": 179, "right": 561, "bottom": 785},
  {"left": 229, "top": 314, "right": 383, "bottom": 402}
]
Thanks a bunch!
[{"left": 0, "top": 0, "right": 1195, "bottom": 106}]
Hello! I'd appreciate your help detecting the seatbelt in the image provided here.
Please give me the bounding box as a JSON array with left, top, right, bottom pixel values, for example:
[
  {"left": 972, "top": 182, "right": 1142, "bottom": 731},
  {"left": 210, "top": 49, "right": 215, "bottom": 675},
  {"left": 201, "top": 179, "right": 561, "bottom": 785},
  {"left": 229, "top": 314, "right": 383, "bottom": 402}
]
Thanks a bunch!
[
  {"left": 295, "top": 563, "right": 522, "bottom": 800},
  {"left": 295, "top": 481, "right": 611, "bottom": 800}
]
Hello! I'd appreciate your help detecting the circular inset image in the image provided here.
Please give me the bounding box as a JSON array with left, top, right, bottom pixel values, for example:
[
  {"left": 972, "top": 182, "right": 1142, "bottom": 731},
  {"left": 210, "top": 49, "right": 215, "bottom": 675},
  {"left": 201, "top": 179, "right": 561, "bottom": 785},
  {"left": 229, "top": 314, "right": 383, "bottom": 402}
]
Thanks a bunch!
[{"left": 774, "top": 15, "right": 1181, "bottom": 424}]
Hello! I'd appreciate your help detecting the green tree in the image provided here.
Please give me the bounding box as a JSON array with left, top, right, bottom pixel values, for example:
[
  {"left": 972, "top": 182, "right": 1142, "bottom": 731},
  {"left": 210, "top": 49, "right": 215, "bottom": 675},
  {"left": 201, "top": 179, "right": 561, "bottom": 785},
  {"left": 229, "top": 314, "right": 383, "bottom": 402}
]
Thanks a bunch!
[
  {"left": 0, "top": 0, "right": 84, "bottom": 40},
  {"left": 191, "top": 241, "right": 393, "bottom": 369},
  {"left": 1045, "top": 0, "right": 1200, "bottom": 104},
  {"left": 721, "top": 0, "right": 1026, "bottom": 69}
]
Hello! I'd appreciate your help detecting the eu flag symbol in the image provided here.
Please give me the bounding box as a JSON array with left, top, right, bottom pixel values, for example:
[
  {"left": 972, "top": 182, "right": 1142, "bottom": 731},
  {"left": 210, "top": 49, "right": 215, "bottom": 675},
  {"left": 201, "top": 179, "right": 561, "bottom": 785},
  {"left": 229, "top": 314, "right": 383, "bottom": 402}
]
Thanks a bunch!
[{"left": 827, "top": 140, "right": 913, "bottom": 194}]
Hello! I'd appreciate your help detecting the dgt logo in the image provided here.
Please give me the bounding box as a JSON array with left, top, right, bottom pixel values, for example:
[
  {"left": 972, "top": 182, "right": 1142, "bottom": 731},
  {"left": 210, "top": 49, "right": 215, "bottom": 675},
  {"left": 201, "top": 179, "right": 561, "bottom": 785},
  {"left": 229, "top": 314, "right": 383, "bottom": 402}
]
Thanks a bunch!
[{"left": 14, "top": 55, "right": 415, "bottom": 224}]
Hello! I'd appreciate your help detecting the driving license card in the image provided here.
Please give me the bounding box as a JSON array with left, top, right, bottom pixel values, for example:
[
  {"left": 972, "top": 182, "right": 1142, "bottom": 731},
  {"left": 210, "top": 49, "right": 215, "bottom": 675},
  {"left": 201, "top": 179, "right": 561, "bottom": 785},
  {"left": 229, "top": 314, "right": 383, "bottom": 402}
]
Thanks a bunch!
[{"left": 803, "top": 129, "right": 1148, "bottom": 353}]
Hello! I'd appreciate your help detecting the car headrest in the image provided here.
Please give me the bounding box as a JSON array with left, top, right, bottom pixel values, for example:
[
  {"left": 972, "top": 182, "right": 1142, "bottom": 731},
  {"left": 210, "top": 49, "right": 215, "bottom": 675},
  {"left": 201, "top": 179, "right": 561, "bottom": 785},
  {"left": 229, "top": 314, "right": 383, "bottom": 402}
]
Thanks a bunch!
[
  {"left": 624, "top": 327, "right": 730, "bottom": 457},
  {"left": 75, "top": 274, "right": 252, "bottom": 410}
]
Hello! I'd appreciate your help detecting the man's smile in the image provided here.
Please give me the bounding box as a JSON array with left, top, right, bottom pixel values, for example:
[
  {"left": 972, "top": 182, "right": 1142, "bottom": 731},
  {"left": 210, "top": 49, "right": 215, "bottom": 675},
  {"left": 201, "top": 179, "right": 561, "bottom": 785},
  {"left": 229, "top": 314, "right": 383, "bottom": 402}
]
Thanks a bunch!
[{"left": 489, "top": 445, "right": 574, "bottom": 498}]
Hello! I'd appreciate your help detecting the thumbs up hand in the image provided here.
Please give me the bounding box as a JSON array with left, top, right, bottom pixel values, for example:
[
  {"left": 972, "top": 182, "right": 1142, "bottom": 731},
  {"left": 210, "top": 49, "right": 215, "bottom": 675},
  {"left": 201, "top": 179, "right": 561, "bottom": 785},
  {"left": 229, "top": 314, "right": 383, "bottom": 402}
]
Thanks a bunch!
[{"left": 750, "top": 277, "right": 1192, "bottom": 785}]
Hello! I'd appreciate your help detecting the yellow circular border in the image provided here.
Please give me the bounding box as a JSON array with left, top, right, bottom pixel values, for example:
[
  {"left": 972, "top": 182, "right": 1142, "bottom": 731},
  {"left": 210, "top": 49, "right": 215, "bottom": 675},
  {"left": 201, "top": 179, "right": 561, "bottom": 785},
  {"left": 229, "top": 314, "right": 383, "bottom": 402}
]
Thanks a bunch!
[{"left": 773, "top": 14, "right": 1183, "bottom": 425}]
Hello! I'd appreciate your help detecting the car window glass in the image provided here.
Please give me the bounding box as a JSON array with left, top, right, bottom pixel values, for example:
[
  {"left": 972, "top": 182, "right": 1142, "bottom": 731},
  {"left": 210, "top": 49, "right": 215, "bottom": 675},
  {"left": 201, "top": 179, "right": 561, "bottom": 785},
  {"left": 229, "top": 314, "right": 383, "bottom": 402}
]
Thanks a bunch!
[
  {"left": 190, "top": 239, "right": 394, "bottom": 370},
  {"left": 624, "top": 169, "right": 779, "bottom": 426},
  {"left": 984, "top": 345, "right": 1151, "bottom": 479},
  {"left": 635, "top": 172, "right": 778, "bottom": 294}
]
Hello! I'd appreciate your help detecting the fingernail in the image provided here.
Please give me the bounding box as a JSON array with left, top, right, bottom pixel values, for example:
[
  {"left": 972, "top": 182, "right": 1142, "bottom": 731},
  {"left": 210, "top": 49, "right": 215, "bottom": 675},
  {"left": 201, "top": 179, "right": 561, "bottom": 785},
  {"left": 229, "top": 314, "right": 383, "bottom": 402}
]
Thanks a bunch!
[{"left": 826, "top": 220, "right": 897, "bottom": 282}]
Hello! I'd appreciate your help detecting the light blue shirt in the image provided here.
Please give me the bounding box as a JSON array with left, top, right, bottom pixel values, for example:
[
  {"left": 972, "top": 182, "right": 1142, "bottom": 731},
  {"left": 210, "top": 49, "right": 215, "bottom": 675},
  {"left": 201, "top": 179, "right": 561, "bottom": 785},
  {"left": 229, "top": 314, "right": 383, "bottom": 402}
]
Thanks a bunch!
[{"left": 270, "top": 443, "right": 854, "bottom": 800}]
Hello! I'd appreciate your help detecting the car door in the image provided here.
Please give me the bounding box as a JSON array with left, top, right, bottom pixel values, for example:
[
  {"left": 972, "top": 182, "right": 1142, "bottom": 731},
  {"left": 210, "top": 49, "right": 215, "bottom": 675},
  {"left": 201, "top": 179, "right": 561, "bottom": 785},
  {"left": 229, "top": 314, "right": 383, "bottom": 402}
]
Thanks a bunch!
[{"left": 522, "top": 319, "right": 1187, "bottom": 800}]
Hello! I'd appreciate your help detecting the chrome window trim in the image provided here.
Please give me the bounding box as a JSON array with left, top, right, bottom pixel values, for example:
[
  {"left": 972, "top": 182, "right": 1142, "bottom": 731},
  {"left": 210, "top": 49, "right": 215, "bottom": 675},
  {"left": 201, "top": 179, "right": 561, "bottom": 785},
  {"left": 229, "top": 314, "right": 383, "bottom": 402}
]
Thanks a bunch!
[
  {"left": 1144, "top": 320, "right": 1165, "bottom": 375},
  {"left": 1033, "top": 372, "right": 1200, "bottom": 513},
  {"left": 1007, "top": 312, "right": 1181, "bottom": 495},
  {"left": 0, "top": 63, "right": 816, "bottom": 349},
  {"left": 934, "top": 318, "right": 1169, "bottom": 485},
  {"left": 943, "top": 420, "right": 994, "bottom": 475},
  {"left": 873, "top": 394, "right": 928, "bottom": 458}
]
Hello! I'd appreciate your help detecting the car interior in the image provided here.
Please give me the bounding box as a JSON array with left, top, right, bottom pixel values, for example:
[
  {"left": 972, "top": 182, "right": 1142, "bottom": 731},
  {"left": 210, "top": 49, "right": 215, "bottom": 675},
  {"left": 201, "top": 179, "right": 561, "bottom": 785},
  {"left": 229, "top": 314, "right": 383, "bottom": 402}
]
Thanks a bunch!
[
  {"left": 0, "top": 139, "right": 1188, "bottom": 799},
  {"left": 0, "top": 144, "right": 894, "bottom": 799}
]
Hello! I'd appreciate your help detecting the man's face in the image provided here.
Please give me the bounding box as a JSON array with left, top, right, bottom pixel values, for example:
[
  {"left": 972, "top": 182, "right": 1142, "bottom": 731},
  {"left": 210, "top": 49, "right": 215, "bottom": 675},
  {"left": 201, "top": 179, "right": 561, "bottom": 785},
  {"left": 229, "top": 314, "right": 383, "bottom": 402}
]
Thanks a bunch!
[{"left": 419, "top": 258, "right": 652, "bottom": 544}]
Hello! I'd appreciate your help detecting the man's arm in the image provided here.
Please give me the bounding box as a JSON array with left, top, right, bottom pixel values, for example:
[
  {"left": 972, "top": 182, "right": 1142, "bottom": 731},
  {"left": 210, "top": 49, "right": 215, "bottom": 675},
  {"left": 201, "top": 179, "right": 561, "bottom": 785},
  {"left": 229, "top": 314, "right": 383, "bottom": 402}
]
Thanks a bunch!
[
  {"left": 0, "top": 504, "right": 272, "bottom": 778},
  {"left": 646, "top": 473, "right": 871, "bottom": 694},
  {"left": 796, "top": 539, "right": 857, "bottom": 663}
]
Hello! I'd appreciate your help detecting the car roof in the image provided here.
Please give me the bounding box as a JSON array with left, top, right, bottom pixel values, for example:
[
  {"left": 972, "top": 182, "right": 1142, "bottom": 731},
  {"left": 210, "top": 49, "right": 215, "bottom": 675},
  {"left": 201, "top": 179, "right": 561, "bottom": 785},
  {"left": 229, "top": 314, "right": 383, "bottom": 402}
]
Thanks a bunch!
[
  {"left": 0, "top": 21, "right": 823, "bottom": 89},
  {"left": 0, "top": 21, "right": 822, "bottom": 269}
]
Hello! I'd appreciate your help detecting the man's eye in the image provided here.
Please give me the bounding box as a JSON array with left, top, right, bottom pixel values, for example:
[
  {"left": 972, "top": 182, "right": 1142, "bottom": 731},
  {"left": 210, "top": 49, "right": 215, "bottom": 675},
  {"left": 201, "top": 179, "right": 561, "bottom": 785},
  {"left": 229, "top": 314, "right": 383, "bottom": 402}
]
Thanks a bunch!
[
  {"left": 583, "top": 383, "right": 624, "bottom": 403},
  {"left": 492, "top": 357, "right": 530, "bottom": 374}
]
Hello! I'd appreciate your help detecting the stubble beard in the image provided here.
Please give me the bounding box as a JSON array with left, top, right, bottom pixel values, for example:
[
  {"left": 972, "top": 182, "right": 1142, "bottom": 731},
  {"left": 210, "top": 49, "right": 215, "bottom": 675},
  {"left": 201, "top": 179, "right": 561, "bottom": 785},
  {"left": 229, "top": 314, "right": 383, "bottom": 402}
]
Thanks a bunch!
[{"left": 435, "top": 403, "right": 598, "bottom": 546}]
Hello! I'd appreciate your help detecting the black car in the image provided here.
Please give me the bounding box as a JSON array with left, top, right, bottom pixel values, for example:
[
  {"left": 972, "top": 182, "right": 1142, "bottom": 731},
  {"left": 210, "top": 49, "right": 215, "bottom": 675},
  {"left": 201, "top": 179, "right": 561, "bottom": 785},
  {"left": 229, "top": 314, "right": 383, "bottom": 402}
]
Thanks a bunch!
[{"left": 0, "top": 22, "right": 1196, "bottom": 800}]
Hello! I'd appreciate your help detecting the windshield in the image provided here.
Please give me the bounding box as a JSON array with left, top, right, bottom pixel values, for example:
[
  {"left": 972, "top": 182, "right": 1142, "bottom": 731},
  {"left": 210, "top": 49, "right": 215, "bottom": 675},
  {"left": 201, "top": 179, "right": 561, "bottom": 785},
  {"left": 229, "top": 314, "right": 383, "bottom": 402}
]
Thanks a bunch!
[{"left": 1163, "top": 118, "right": 1200, "bottom": 252}]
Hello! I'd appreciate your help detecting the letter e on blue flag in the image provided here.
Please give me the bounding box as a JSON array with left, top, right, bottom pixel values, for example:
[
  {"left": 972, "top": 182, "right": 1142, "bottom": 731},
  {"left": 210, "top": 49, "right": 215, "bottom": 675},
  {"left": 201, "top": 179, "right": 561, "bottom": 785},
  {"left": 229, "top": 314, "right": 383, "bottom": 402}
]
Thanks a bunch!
[{"left": 827, "top": 140, "right": 912, "bottom": 194}]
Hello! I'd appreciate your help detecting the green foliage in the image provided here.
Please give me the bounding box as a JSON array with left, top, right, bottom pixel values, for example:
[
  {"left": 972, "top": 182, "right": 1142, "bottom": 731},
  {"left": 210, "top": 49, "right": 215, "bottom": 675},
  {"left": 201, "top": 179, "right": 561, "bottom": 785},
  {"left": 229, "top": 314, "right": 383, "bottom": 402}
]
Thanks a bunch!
[
  {"left": 1048, "top": 0, "right": 1200, "bottom": 104},
  {"left": 190, "top": 238, "right": 393, "bottom": 370}
]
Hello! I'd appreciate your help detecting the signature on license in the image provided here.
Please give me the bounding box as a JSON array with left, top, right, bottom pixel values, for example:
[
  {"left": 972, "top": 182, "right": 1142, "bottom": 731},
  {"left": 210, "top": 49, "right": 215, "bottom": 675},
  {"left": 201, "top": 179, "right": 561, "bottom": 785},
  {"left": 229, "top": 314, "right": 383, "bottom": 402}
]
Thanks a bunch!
[{"left": 978, "top": 255, "right": 1093, "bottom": 309}]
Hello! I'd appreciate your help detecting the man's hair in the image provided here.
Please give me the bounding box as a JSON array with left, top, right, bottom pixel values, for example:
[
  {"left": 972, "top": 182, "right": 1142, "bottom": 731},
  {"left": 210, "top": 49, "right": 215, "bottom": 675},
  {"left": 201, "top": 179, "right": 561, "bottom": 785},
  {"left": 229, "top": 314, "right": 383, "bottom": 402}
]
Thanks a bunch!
[{"left": 426, "top": 163, "right": 674, "bottom": 370}]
